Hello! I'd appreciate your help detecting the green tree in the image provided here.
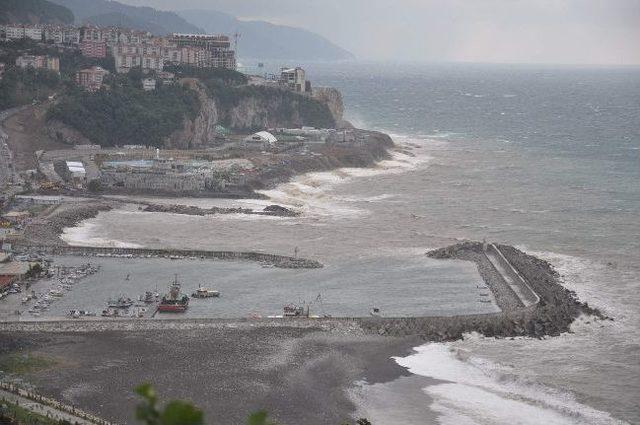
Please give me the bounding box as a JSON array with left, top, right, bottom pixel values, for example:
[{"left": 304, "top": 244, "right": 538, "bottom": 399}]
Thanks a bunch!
[{"left": 135, "top": 384, "right": 203, "bottom": 425}]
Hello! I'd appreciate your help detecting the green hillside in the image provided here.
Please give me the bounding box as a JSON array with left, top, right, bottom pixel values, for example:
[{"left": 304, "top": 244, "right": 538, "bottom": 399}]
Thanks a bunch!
[{"left": 0, "top": 0, "right": 74, "bottom": 25}]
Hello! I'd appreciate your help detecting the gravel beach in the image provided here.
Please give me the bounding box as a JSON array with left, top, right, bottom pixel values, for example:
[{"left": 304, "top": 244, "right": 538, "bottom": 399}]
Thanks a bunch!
[{"left": 0, "top": 328, "right": 421, "bottom": 425}]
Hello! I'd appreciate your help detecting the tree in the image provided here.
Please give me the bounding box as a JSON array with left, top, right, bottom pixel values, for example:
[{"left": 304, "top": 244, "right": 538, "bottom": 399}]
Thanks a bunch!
[
  {"left": 135, "top": 384, "right": 203, "bottom": 425},
  {"left": 87, "top": 180, "right": 102, "bottom": 193},
  {"left": 25, "top": 263, "right": 43, "bottom": 279}
]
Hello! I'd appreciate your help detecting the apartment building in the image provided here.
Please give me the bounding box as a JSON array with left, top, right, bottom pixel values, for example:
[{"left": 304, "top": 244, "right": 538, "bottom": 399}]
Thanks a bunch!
[{"left": 76, "top": 66, "right": 110, "bottom": 91}]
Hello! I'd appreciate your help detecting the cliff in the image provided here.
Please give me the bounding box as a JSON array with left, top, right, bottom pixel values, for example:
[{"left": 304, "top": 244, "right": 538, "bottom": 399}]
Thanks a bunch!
[
  {"left": 312, "top": 87, "right": 344, "bottom": 125},
  {"left": 163, "top": 79, "right": 218, "bottom": 149},
  {"left": 165, "top": 79, "right": 343, "bottom": 148}
]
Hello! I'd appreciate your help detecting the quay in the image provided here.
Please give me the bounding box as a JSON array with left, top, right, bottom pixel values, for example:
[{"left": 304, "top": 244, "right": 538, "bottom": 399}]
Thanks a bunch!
[{"left": 20, "top": 245, "right": 324, "bottom": 269}]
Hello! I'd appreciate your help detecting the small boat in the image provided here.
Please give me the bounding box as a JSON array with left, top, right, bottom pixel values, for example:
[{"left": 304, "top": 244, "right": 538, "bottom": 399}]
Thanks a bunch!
[
  {"left": 478, "top": 299, "right": 492, "bottom": 303},
  {"left": 49, "top": 290, "right": 64, "bottom": 297},
  {"left": 191, "top": 285, "right": 220, "bottom": 298},
  {"left": 370, "top": 307, "right": 381, "bottom": 317},
  {"left": 283, "top": 303, "right": 308, "bottom": 318},
  {"left": 139, "top": 291, "right": 157, "bottom": 304},
  {"left": 101, "top": 309, "right": 120, "bottom": 317},
  {"left": 108, "top": 296, "right": 134, "bottom": 308}
]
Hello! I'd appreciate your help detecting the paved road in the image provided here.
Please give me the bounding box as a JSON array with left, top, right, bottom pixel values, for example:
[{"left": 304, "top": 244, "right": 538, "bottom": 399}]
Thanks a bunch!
[
  {"left": 485, "top": 246, "right": 538, "bottom": 307},
  {"left": 0, "top": 388, "right": 95, "bottom": 425}
]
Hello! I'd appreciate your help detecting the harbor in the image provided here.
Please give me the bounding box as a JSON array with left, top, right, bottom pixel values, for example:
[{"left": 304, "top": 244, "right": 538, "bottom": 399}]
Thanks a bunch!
[{"left": 0, "top": 252, "right": 496, "bottom": 321}]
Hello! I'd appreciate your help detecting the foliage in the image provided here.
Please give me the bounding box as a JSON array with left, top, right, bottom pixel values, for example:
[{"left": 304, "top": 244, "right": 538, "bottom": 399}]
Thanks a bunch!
[
  {"left": 47, "top": 71, "right": 201, "bottom": 148},
  {"left": 25, "top": 263, "right": 43, "bottom": 278},
  {"left": 0, "top": 67, "right": 61, "bottom": 109},
  {"left": 0, "top": 39, "right": 115, "bottom": 79},
  {"left": 164, "top": 65, "right": 248, "bottom": 86},
  {"left": 165, "top": 64, "right": 334, "bottom": 129},
  {"left": 86, "top": 179, "right": 102, "bottom": 193},
  {"left": 134, "top": 384, "right": 203, "bottom": 425},
  {"left": 134, "top": 384, "right": 372, "bottom": 425},
  {"left": 0, "top": 0, "right": 74, "bottom": 25},
  {"left": 0, "top": 353, "right": 56, "bottom": 374},
  {"left": 247, "top": 411, "right": 277, "bottom": 425},
  {"left": 207, "top": 83, "right": 336, "bottom": 130},
  {"left": 0, "top": 400, "right": 69, "bottom": 425}
]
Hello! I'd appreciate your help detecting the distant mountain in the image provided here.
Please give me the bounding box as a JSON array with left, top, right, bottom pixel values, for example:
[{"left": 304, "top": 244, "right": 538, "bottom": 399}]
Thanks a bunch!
[
  {"left": 0, "top": 0, "right": 74, "bottom": 25},
  {"left": 82, "top": 12, "right": 167, "bottom": 35},
  {"left": 47, "top": 0, "right": 202, "bottom": 35},
  {"left": 178, "top": 9, "right": 354, "bottom": 61}
]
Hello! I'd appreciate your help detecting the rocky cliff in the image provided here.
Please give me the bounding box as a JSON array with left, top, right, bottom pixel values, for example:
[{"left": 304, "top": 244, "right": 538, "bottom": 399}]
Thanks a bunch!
[
  {"left": 312, "top": 87, "right": 344, "bottom": 125},
  {"left": 163, "top": 79, "right": 218, "bottom": 149},
  {"left": 165, "top": 80, "right": 342, "bottom": 148}
]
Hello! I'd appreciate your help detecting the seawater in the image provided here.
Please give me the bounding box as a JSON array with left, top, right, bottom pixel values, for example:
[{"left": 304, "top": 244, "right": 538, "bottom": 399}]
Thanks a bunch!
[{"left": 62, "top": 62, "right": 639, "bottom": 423}]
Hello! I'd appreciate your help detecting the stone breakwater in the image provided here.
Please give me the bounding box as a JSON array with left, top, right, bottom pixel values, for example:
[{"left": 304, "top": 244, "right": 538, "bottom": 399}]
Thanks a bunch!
[
  {"left": 143, "top": 203, "right": 300, "bottom": 217},
  {"left": 362, "top": 241, "right": 606, "bottom": 341},
  {"left": 2, "top": 242, "right": 605, "bottom": 342},
  {"left": 21, "top": 245, "right": 324, "bottom": 269},
  {"left": 16, "top": 201, "right": 113, "bottom": 247}
]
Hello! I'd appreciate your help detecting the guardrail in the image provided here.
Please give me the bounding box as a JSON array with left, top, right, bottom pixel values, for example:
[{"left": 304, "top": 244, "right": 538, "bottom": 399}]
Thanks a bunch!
[{"left": 0, "top": 381, "right": 118, "bottom": 425}]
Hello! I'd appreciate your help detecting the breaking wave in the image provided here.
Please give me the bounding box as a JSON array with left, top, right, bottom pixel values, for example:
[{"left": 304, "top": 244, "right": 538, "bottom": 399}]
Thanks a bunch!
[{"left": 394, "top": 344, "right": 628, "bottom": 425}]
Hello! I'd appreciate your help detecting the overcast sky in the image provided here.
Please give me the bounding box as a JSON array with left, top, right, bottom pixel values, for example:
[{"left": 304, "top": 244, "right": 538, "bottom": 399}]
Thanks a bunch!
[{"left": 120, "top": 0, "right": 640, "bottom": 65}]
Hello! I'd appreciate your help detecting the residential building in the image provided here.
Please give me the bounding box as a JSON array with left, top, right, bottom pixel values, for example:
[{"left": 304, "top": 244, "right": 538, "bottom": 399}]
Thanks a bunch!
[
  {"left": 2, "top": 25, "right": 43, "bottom": 41},
  {"left": 15, "top": 55, "right": 60, "bottom": 73},
  {"left": 114, "top": 42, "right": 164, "bottom": 73},
  {"left": 76, "top": 66, "right": 110, "bottom": 91},
  {"left": 157, "top": 71, "right": 175, "bottom": 85},
  {"left": 80, "top": 40, "right": 107, "bottom": 58},
  {"left": 142, "top": 78, "right": 156, "bottom": 91},
  {"left": 63, "top": 27, "right": 81, "bottom": 44},
  {"left": 79, "top": 26, "right": 107, "bottom": 43},
  {"left": 280, "top": 67, "right": 307, "bottom": 93},
  {"left": 169, "top": 33, "right": 236, "bottom": 69},
  {"left": 43, "top": 26, "right": 64, "bottom": 44}
]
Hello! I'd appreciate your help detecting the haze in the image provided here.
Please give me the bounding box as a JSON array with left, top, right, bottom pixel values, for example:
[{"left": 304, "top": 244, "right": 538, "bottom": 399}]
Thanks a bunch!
[{"left": 95, "top": 0, "right": 640, "bottom": 64}]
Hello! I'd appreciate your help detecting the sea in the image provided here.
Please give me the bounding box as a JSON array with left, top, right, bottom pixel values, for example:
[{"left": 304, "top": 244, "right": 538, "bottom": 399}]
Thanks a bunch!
[{"left": 61, "top": 62, "right": 640, "bottom": 424}]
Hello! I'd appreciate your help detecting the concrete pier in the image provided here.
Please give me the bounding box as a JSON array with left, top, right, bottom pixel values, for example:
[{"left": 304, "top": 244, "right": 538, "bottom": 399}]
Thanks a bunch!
[{"left": 21, "top": 245, "right": 324, "bottom": 269}]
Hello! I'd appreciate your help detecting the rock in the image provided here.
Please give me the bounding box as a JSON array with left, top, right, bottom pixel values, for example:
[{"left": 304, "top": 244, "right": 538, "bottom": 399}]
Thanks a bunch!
[{"left": 262, "top": 205, "right": 300, "bottom": 217}]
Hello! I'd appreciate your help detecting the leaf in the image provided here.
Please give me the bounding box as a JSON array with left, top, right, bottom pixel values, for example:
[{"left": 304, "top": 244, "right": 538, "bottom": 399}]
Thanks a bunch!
[{"left": 159, "top": 400, "right": 203, "bottom": 425}]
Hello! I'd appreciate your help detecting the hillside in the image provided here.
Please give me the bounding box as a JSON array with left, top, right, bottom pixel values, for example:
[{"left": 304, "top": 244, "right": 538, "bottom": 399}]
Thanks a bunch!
[
  {"left": 47, "top": 0, "right": 201, "bottom": 34},
  {"left": 0, "top": 0, "right": 74, "bottom": 25},
  {"left": 179, "top": 9, "right": 354, "bottom": 61}
]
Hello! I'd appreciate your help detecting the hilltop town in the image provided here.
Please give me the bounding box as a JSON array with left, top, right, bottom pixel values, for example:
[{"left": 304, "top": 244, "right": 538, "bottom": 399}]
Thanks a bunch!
[{"left": 0, "top": 22, "right": 394, "bottom": 256}]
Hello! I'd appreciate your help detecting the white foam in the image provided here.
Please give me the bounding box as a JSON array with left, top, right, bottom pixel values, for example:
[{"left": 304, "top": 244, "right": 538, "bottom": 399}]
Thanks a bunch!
[
  {"left": 257, "top": 140, "right": 433, "bottom": 218},
  {"left": 61, "top": 222, "right": 143, "bottom": 248},
  {"left": 395, "top": 344, "right": 628, "bottom": 425}
]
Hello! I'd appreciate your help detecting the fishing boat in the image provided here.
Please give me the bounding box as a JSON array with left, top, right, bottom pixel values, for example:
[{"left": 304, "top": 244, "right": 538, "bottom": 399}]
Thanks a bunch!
[
  {"left": 108, "top": 296, "right": 134, "bottom": 308},
  {"left": 139, "top": 291, "right": 157, "bottom": 304},
  {"left": 283, "top": 303, "right": 308, "bottom": 317},
  {"left": 191, "top": 285, "right": 220, "bottom": 298},
  {"left": 157, "top": 275, "right": 189, "bottom": 313}
]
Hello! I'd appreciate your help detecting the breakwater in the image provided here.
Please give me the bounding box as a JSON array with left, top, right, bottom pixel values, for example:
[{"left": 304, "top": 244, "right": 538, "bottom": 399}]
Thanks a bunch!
[
  {"left": 21, "top": 245, "right": 323, "bottom": 269},
  {"left": 2, "top": 242, "right": 604, "bottom": 341}
]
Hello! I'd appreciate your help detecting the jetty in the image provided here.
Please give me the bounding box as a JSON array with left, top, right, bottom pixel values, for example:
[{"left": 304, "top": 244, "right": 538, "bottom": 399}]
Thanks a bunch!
[{"left": 19, "top": 245, "right": 324, "bottom": 269}]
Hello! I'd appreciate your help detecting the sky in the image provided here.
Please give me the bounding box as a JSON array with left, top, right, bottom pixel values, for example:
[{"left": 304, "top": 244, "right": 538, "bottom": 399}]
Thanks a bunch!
[{"left": 119, "top": 0, "right": 640, "bottom": 65}]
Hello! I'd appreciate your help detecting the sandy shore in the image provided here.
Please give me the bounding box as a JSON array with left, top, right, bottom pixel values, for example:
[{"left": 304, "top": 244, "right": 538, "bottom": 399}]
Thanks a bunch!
[{"left": 0, "top": 328, "right": 421, "bottom": 425}]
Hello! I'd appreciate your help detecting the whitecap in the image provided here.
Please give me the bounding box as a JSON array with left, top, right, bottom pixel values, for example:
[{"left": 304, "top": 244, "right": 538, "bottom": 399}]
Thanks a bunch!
[{"left": 394, "top": 344, "right": 628, "bottom": 425}]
